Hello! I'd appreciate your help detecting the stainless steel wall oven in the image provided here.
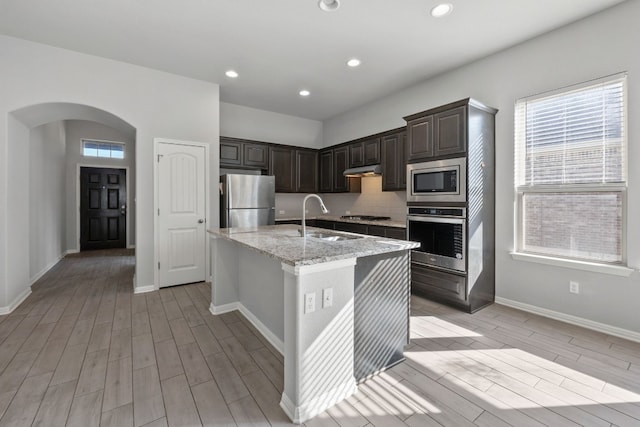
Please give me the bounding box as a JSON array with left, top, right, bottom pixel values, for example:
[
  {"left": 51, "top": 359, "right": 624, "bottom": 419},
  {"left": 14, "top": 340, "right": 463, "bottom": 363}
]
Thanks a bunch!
[{"left": 407, "top": 207, "right": 466, "bottom": 273}]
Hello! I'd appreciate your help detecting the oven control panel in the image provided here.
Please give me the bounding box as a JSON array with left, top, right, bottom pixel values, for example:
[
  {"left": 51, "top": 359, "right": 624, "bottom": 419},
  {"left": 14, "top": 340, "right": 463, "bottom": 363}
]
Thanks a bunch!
[{"left": 408, "top": 207, "right": 465, "bottom": 218}]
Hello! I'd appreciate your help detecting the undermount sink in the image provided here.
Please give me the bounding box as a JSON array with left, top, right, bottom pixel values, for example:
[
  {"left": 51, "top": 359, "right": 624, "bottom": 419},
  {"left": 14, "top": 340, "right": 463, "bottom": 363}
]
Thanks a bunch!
[{"left": 304, "top": 232, "right": 361, "bottom": 241}]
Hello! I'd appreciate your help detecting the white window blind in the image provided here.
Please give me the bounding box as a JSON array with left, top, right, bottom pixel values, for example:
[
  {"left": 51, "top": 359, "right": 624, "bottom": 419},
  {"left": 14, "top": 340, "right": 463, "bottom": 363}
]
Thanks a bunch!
[{"left": 514, "top": 74, "right": 627, "bottom": 264}]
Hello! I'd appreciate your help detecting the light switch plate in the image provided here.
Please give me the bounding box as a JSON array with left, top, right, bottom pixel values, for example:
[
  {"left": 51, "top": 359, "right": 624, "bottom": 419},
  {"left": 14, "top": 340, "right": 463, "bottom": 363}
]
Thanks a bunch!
[{"left": 323, "top": 288, "right": 333, "bottom": 308}]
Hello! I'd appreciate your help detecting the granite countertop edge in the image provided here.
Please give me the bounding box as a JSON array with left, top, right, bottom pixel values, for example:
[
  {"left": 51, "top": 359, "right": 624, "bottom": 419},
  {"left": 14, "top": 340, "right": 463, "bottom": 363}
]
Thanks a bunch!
[{"left": 208, "top": 225, "right": 418, "bottom": 267}]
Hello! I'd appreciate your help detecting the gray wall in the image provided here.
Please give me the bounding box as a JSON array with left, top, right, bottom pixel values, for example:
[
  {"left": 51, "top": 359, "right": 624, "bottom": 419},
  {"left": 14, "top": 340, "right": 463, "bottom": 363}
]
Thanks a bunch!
[
  {"left": 0, "top": 34, "right": 220, "bottom": 307},
  {"left": 220, "top": 102, "right": 323, "bottom": 148},
  {"left": 29, "top": 121, "right": 67, "bottom": 281},
  {"left": 64, "top": 120, "right": 136, "bottom": 250},
  {"left": 322, "top": 1, "right": 640, "bottom": 334}
]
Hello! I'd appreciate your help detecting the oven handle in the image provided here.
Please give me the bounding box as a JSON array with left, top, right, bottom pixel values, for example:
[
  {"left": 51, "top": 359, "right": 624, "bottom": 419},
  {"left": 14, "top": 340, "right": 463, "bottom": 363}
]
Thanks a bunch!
[{"left": 407, "top": 215, "right": 465, "bottom": 225}]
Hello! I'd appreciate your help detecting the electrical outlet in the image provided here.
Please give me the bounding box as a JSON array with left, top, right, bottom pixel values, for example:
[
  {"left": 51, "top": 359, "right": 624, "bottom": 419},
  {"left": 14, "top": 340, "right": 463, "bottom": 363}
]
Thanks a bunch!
[
  {"left": 569, "top": 281, "right": 580, "bottom": 294},
  {"left": 279, "top": 210, "right": 285, "bottom": 215},
  {"left": 345, "top": 210, "right": 351, "bottom": 215},
  {"left": 304, "top": 293, "right": 316, "bottom": 314},
  {"left": 323, "top": 288, "right": 333, "bottom": 308}
]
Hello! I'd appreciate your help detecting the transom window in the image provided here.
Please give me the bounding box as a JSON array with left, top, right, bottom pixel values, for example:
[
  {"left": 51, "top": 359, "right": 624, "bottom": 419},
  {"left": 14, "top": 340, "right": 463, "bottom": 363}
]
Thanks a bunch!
[
  {"left": 82, "top": 139, "right": 125, "bottom": 159},
  {"left": 514, "top": 74, "right": 627, "bottom": 264}
]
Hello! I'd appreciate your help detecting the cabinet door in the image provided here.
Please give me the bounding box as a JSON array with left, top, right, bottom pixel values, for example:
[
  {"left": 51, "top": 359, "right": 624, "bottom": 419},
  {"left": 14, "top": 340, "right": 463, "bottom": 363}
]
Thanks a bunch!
[
  {"left": 381, "top": 134, "right": 400, "bottom": 191},
  {"left": 381, "top": 132, "right": 406, "bottom": 191},
  {"left": 407, "top": 115, "right": 434, "bottom": 161},
  {"left": 363, "top": 138, "right": 380, "bottom": 165},
  {"left": 243, "top": 143, "right": 269, "bottom": 169},
  {"left": 296, "top": 149, "right": 318, "bottom": 193},
  {"left": 334, "top": 222, "right": 368, "bottom": 234},
  {"left": 220, "top": 138, "right": 242, "bottom": 166},
  {"left": 333, "top": 146, "right": 350, "bottom": 192},
  {"left": 319, "top": 149, "right": 334, "bottom": 193},
  {"left": 313, "top": 219, "right": 335, "bottom": 230},
  {"left": 385, "top": 227, "right": 406, "bottom": 240},
  {"left": 434, "top": 106, "right": 467, "bottom": 156},
  {"left": 349, "top": 142, "right": 364, "bottom": 168},
  {"left": 269, "top": 146, "right": 295, "bottom": 193},
  {"left": 399, "top": 132, "right": 407, "bottom": 188}
]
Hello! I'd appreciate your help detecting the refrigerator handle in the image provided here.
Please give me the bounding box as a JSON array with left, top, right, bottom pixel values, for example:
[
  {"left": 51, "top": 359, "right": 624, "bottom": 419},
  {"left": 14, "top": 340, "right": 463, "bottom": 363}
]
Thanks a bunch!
[{"left": 219, "top": 183, "right": 224, "bottom": 195}]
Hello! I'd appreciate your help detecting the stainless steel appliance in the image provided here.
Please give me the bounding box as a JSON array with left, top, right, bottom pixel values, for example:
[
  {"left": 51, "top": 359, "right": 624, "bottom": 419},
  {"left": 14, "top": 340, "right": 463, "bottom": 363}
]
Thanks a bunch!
[
  {"left": 407, "top": 157, "right": 466, "bottom": 203},
  {"left": 407, "top": 206, "right": 466, "bottom": 273},
  {"left": 220, "top": 174, "right": 275, "bottom": 228}
]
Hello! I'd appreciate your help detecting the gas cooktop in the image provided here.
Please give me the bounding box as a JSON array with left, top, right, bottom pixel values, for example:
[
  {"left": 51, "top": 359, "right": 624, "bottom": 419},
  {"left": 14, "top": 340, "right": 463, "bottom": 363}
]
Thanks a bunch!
[{"left": 340, "top": 215, "right": 392, "bottom": 221}]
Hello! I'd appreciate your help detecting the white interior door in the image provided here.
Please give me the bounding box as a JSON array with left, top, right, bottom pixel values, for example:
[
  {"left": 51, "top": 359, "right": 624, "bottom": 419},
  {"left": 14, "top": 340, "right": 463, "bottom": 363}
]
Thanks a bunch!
[{"left": 158, "top": 141, "right": 206, "bottom": 287}]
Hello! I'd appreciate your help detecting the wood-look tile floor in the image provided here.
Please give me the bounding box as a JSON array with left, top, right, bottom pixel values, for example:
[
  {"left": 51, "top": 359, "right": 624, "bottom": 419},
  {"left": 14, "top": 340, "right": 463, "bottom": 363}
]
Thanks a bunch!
[{"left": 0, "top": 249, "right": 639, "bottom": 426}]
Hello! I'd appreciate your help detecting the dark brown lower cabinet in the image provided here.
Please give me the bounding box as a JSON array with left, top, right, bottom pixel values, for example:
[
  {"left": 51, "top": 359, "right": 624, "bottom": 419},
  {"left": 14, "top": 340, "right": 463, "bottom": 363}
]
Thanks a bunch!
[{"left": 411, "top": 264, "right": 466, "bottom": 305}]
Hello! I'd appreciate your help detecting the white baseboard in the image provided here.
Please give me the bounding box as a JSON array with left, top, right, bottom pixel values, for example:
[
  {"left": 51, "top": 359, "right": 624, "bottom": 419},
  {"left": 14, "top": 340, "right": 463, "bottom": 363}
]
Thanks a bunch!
[
  {"left": 495, "top": 297, "right": 640, "bottom": 343},
  {"left": 209, "top": 302, "right": 239, "bottom": 315},
  {"left": 134, "top": 284, "right": 156, "bottom": 294},
  {"left": 65, "top": 249, "right": 79, "bottom": 256},
  {"left": 0, "top": 287, "right": 32, "bottom": 315},
  {"left": 280, "top": 380, "right": 357, "bottom": 424},
  {"left": 208, "top": 302, "right": 284, "bottom": 354},
  {"left": 127, "top": 245, "right": 136, "bottom": 249},
  {"left": 30, "top": 253, "right": 65, "bottom": 286},
  {"left": 237, "top": 304, "right": 284, "bottom": 355}
]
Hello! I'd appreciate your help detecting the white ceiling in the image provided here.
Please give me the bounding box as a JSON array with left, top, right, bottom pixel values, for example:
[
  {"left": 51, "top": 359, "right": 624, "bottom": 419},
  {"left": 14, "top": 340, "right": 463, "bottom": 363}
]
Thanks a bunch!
[{"left": 0, "top": 0, "right": 626, "bottom": 121}]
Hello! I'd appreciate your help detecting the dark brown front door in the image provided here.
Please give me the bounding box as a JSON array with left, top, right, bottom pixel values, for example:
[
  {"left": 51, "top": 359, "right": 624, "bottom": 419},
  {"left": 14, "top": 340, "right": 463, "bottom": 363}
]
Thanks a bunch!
[{"left": 80, "top": 167, "right": 126, "bottom": 251}]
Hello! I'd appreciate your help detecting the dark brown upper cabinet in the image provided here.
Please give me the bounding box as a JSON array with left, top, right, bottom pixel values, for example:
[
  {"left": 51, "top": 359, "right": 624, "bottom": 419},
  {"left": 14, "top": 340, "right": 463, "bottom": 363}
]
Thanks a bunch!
[
  {"left": 269, "top": 146, "right": 296, "bottom": 193},
  {"left": 381, "top": 131, "right": 407, "bottom": 191},
  {"left": 319, "top": 149, "right": 334, "bottom": 193},
  {"left": 348, "top": 142, "right": 364, "bottom": 168},
  {"left": 295, "top": 149, "right": 318, "bottom": 193},
  {"left": 406, "top": 115, "right": 433, "bottom": 161},
  {"left": 220, "top": 137, "right": 269, "bottom": 170},
  {"left": 363, "top": 138, "right": 380, "bottom": 165},
  {"left": 243, "top": 142, "right": 269, "bottom": 169},
  {"left": 405, "top": 99, "right": 470, "bottom": 162},
  {"left": 348, "top": 138, "right": 380, "bottom": 168},
  {"left": 220, "top": 138, "right": 243, "bottom": 166},
  {"left": 434, "top": 106, "right": 467, "bottom": 157},
  {"left": 333, "top": 146, "right": 350, "bottom": 192}
]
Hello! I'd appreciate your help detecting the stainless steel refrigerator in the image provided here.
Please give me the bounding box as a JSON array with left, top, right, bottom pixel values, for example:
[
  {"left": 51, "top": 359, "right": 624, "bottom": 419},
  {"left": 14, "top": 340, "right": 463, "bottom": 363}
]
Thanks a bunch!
[{"left": 220, "top": 174, "right": 275, "bottom": 228}]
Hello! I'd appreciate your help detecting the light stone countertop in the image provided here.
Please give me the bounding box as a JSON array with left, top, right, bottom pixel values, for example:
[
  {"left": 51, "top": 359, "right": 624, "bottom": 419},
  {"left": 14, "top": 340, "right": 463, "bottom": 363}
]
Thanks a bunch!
[
  {"left": 275, "top": 215, "right": 406, "bottom": 229},
  {"left": 208, "top": 224, "right": 418, "bottom": 267}
]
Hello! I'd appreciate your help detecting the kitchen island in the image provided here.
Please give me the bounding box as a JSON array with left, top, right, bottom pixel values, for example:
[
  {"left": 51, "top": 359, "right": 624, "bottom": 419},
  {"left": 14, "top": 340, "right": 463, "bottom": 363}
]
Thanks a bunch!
[{"left": 208, "top": 224, "right": 418, "bottom": 423}]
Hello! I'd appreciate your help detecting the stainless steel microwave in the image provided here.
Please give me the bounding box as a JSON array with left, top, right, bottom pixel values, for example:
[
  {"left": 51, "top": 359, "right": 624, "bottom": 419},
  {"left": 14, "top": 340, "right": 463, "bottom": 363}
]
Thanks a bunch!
[{"left": 406, "top": 157, "right": 466, "bottom": 203}]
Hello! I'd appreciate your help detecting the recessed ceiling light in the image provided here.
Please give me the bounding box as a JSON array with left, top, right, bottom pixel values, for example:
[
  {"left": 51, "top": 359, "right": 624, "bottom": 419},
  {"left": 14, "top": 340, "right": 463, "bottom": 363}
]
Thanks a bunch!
[
  {"left": 430, "top": 3, "right": 453, "bottom": 18},
  {"left": 318, "top": 0, "right": 340, "bottom": 12},
  {"left": 347, "top": 58, "right": 361, "bottom": 68},
  {"left": 299, "top": 90, "right": 311, "bottom": 97},
  {"left": 225, "top": 70, "right": 238, "bottom": 78}
]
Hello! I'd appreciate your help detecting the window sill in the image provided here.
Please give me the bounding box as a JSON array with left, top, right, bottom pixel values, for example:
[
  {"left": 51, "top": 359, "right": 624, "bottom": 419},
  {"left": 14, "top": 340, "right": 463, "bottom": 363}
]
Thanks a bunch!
[{"left": 510, "top": 252, "right": 634, "bottom": 277}]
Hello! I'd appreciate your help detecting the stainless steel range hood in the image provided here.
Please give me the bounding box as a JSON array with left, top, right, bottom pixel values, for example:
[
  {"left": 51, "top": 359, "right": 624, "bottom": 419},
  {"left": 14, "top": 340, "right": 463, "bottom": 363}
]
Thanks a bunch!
[{"left": 343, "top": 164, "right": 382, "bottom": 177}]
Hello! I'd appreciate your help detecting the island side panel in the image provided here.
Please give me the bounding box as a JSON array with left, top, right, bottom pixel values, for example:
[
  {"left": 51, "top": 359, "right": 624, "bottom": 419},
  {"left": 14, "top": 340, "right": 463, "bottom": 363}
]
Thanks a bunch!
[
  {"left": 354, "top": 251, "right": 410, "bottom": 382},
  {"left": 237, "top": 248, "right": 285, "bottom": 350},
  {"left": 280, "top": 259, "right": 358, "bottom": 424},
  {"left": 209, "top": 235, "right": 240, "bottom": 313}
]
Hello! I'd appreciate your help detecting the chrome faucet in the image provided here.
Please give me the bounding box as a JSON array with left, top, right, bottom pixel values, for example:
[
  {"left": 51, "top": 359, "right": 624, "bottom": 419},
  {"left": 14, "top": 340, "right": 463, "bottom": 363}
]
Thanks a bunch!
[{"left": 301, "top": 194, "right": 329, "bottom": 237}]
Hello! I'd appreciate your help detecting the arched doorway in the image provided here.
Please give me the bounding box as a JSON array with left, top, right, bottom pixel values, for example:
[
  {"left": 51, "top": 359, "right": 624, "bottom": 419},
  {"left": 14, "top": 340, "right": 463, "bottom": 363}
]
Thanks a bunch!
[{"left": 4, "top": 102, "right": 137, "bottom": 312}]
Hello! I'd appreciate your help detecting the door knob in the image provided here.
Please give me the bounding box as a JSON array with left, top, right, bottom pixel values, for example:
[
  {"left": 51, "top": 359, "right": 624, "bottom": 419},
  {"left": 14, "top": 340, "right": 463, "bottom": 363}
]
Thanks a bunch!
[
  {"left": 198, "top": 219, "right": 205, "bottom": 224},
  {"left": 120, "top": 204, "right": 126, "bottom": 215}
]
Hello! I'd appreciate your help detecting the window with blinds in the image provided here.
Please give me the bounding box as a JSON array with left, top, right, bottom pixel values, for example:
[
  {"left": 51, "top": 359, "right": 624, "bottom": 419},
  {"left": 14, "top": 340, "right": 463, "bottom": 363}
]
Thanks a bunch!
[{"left": 514, "top": 74, "right": 627, "bottom": 263}]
